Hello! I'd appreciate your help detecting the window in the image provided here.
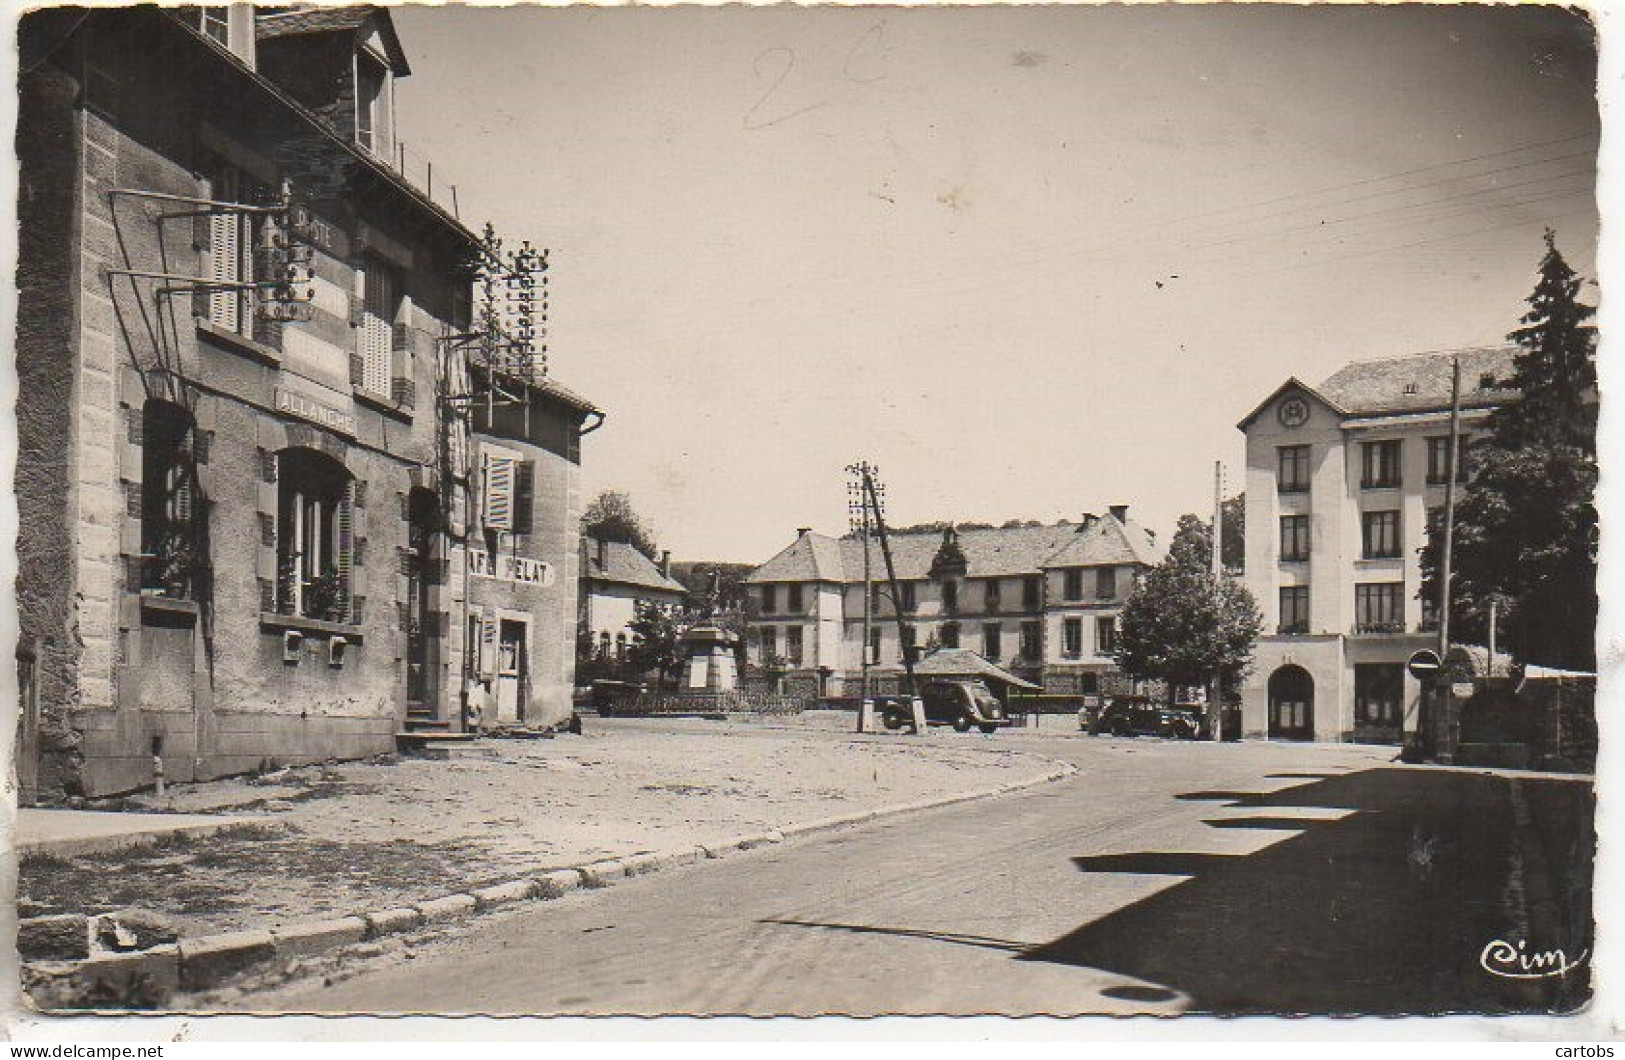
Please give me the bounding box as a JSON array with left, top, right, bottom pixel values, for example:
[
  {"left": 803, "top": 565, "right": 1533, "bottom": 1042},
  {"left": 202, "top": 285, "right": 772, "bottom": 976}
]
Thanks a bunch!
[
  {"left": 1355, "top": 664, "right": 1405, "bottom": 729},
  {"left": 899, "top": 580, "right": 917, "bottom": 613},
  {"left": 359, "top": 259, "right": 400, "bottom": 399},
  {"left": 760, "top": 626, "right": 777, "bottom": 661},
  {"left": 939, "top": 622, "right": 960, "bottom": 649},
  {"left": 1361, "top": 440, "right": 1402, "bottom": 489},
  {"left": 355, "top": 50, "right": 393, "bottom": 158},
  {"left": 1355, "top": 582, "right": 1405, "bottom": 633},
  {"left": 1019, "top": 621, "right": 1041, "bottom": 660},
  {"left": 761, "top": 585, "right": 777, "bottom": 613},
  {"left": 1427, "top": 435, "right": 1472, "bottom": 485},
  {"left": 941, "top": 580, "right": 958, "bottom": 613},
  {"left": 868, "top": 627, "right": 882, "bottom": 665},
  {"left": 1361, "top": 510, "right": 1401, "bottom": 559},
  {"left": 481, "top": 444, "right": 532, "bottom": 533},
  {"left": 597, "top": 630, "right": 611, "bottom": 659},
  {"left": 785, "top": 626, "right": 804, "bottom": 666},
  {"left": 1063, "top": 569, "right": 1083, "bottom": 601},
  {"left": 195, "top": 7, "right": 229, "bottom": 45},
  {"left": 1279, "top": 586, "right": 1310, "bottom": 634},
  {"left": 787, "top": 583, "right": 804, "bottom": 612},
  {"left": 1280, "top": 515, "right": 1311, "bottom": 562},
  {"left": 984, "top": 580, "right": 1001, "bottom": 613},
  {"left": 140, "top": 401, "right": 202, "bottom": 599},
  {"left": 275, "top": 448, "right": 355, "bottom": 623},
  {"left": 1096, "top": 567, "right": 1117, "bottom": 600},
  {"left": 982, "top": 624, "right": 1001, "bottom": 660},
  {"left": 1095, "top": 617, "right": 1117, "bottom": 656},
  {"left": 1063, "top": 617, "right": 1083, "bottom": 657},
  {"left": 205, "top": 167, "right": 250, "bottom": 334},
  {"left": 615, "top": 631, "right": 628, "bottom": 661},
  {"left": 1022, "top": 575, "right": 1041, "bottom": 610},
  {"left": 1278, "top": 445, "right": 1311, "bottom": 493},
  {"left": 902, "top": 624, "right": 918, "bottom": 653}
]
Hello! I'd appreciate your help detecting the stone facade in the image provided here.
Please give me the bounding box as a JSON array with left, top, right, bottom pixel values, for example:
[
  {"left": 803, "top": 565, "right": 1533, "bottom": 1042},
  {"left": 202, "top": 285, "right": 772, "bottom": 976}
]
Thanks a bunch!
[
  {"left": 14, "top": 7, "right": 597, "bottom": 800},
  {"left": 744, "top": 513, "right": 1162, "bottom": 697}
]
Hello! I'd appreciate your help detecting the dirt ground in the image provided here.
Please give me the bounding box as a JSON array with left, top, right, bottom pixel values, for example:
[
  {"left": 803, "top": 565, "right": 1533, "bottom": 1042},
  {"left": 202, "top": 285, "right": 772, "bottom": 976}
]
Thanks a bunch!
[{"left": 18, "top": 716, "right": 1059, "bottom": 938}]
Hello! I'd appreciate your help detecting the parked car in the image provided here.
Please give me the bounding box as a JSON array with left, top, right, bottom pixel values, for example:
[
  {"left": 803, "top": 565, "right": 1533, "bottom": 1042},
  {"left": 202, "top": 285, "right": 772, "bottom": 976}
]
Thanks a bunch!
[
  {"left": 1087, "top": 696, "right": 1199, "bottom": 739},
  {"left": 881, "top": 679, "right": 1013, "bottom": 734}
]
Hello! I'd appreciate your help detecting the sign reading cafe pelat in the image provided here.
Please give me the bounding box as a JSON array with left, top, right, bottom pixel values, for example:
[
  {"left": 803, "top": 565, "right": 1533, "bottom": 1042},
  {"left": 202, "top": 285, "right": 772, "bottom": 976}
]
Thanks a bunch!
[{"left": 458, "top": 545, "right": 554, "bottom": 587}]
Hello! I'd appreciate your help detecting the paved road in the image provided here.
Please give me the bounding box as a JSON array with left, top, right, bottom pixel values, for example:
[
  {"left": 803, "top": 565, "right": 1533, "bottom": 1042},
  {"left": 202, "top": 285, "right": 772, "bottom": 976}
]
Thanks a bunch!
[{"left": 248, "top": 732, "right": 1592, "bottom": 1017}]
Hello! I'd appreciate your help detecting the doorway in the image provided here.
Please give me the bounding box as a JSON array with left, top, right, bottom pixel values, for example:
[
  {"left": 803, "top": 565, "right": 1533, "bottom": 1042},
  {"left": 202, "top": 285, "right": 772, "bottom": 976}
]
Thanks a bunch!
[
  {"left": 494, "top": 617, "right": 529, "bottom": 724},
  {"left": 404, "top": 489, "right": 439, "bottom": 716},
  {"left": 1268, "top": 664, "right": 1315, "bottom": 741}
]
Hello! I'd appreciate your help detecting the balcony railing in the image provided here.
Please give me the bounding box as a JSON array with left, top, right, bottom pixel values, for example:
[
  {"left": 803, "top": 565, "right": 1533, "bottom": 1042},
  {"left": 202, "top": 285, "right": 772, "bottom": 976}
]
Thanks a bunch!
[
  {"left": 1277, "top": 622, "right": 1309, "bottom": 636},
  {"left": 1353, "top": 620, "right": 1406, "bottom": 635}
]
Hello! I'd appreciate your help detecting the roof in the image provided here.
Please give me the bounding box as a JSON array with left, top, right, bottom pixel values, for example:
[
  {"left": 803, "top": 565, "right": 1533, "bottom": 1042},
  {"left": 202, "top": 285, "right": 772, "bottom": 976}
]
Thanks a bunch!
[
  {"left": 582, "top": 537, "right": 684, "bottom": 595},
  {"left": 256, "top": 6, "right": 412, "bottom": 75},
  {"left": 1238, "top": 347, "right": 1521, "bottom": 429},
  {"left": 1040, "top": 514, "right": 1162, "bottom": 569},
  {"left": 1318, "top": 346, "right": 1519, "bottom": 417},
  {"left": 877, "top": 649, "right": 1042, "bottom": 690},
  {"left": 746, "top": 517, "right": 1160, "bottom": 585}
]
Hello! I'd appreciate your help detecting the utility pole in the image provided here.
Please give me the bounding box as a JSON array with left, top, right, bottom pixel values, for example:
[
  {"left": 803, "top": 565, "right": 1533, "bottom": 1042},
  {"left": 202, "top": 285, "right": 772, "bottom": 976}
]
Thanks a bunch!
[
  {"left": 1436, "top": 354, "right": 1463, "bottom": 763},
  {"left": 848, "top": 461, "right": 926, "bottom": 733},
  {"left": 847, "top": 464, "right": 875, "bottom": 733},
  {"left": 1210, "top": 460, "right": 1224, "bottom": 743}
]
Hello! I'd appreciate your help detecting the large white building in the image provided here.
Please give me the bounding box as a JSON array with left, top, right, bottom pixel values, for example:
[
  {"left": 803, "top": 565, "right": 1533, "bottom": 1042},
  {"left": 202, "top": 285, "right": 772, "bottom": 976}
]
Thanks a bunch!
[
  {"left": 1236, "top": 347, "right": 1518, "bottom": 743},
  {"left": 744, "top": 511, "right": 1162, "bottom": 698}
]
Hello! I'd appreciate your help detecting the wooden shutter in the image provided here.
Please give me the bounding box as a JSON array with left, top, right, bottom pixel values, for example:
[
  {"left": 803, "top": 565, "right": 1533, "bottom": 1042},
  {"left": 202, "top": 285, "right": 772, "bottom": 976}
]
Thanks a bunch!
[
  {"left": 480, "top": 612, "right": 498, "bottom": 679},
  {"left": 482, "top": 451, "right": 517, "bottom": 531},
  {"left": 336, "top": 481, "right": 355, "bottom": 623},
  {"left": 360, "top": 261, "right": 394, "bottom": 396},
  {"left": 208, "top": 209, "right": 241, "bottom": 331}
]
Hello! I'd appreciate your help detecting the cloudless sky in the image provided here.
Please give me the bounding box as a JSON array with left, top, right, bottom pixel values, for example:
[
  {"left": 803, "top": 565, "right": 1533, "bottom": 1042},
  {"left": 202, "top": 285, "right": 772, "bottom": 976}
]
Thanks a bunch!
[{"left": 389, "top": 3, "right": 1599, "bottom": 562}]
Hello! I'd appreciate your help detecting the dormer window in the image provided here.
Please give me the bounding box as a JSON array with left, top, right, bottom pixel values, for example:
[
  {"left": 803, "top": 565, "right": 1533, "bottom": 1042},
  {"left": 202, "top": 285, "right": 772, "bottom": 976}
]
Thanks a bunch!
[
  {"left": 198, "top": 7, "right": 229, "bottom": 45},
  {"left": 355, "top": 49, "right": 393, "bottom": 158}
]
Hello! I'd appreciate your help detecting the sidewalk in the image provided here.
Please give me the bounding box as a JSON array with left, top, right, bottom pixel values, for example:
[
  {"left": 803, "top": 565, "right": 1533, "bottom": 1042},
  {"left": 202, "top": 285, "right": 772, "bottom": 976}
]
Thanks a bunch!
[
  {"left": 16, "top": 809, "right": 263, "bottom": 859},
  {"left": 17, "top": 719, "right": 1064, "bottom": 939}
]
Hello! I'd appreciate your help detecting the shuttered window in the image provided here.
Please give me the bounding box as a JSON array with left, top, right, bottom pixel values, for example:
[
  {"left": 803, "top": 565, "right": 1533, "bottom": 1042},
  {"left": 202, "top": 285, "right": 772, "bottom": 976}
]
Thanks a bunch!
[
  {"left": 208, "top": 169, "right": 247, "bottom": 333},
  {"left": 276, "top": 448, "right": 354, "bottom": 623},
  {"left": 481, "top": 445, "right": 531, "bottom": 532},
  {"left": 360, "top": 260, "right": 397, "bottom": 398},
  {"left": 140, "top": 401, "right": 203, "bottom": 599}
]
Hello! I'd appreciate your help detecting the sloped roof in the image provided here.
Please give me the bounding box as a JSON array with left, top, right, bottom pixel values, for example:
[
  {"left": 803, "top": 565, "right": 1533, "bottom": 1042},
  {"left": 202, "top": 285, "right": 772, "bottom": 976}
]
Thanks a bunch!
[
  {"left": 255, "top": 5, "right": 411, "bottom": 75},
  {"left": 1317, "top": 346, "right": 1519, "bottom": 417},
  {"left": 1040, "top": 514, "right": 1162, "bottom": 569},
  {"left": 876, "top": 648, "right": 1042, "bottom": 690},
  {"left": 583, "top": 536, "right": 684, "bottom": 594},
  {"left": 1236, "top": 377, "right": 1347, "bottom": 430},
  {"left": 747, "top": 518, "right": 1159, "bottom": 584}
]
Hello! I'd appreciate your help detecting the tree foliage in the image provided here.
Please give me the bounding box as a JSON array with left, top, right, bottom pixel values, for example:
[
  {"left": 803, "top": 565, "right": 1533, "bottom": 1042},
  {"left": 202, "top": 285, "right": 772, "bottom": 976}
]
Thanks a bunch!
[
  {"left": 582, "top": 490, "right": 658, "bottom": 559},
  {"left": 626, "top": 601, "right": 687, "bottom": 687},
  {"left": 1420, "top": 231, "right": 1598, "bottom": 671},
  {"left": 1164, "top": 499, "right": 1245, "bottom": 572},
  {"left": 1114, "top": 516, "right": 1262, "bottom": 699}
]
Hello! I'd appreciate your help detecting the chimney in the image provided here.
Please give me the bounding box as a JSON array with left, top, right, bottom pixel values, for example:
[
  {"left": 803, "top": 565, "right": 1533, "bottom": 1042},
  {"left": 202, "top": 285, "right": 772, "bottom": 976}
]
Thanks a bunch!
[
  {"left": 1109, "top": 504, "right": 1129, "bottom": 523},
  {"left": 797, "top": 527, "right": 812, "bottom": 538},
  {"left": 1079, "top": 512, "right": 1099, "bottom": 531},
  {"left": 659, "top": 550, "right": 671, "bottom": 577}
]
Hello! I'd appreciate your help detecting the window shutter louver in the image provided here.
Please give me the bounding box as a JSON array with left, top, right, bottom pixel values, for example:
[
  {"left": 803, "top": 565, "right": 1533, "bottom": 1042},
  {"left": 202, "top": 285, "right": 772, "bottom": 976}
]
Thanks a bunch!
[
  {"left": 208, "top": 209, "right": 241, "bottom": 332},
  {"left": 336, "top": 481, "right": 355, "bottom": 623},
  {"left": 482, "top": 452, "right": 517, "bottom": 531},
  {"left": 480, "top": 613, "right": 498, "bottom": 679},
  {"left": 360, "top": 262, "right": 394, "bottom": 397}
]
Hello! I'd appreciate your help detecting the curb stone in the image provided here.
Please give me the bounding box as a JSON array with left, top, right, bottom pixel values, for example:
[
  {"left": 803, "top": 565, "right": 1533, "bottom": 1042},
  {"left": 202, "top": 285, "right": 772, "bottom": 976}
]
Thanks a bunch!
[{"left": 26, "top": 753, "right": 1079, "bottom": 1006}]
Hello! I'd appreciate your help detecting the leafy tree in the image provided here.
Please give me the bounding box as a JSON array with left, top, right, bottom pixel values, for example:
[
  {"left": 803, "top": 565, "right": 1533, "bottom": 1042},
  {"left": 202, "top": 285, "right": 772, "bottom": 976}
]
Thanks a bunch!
[
  {"left": 1420, "top": 231, "right": 1598, "bottom": 671},
  {"left": 1164, "top": 499, "right": 1245, "bottom": 572},
  {"left": 582, "top": 490, "right": 658, "bottom": 559},
  {"left": 1114, "top": 515, "right": 1262, "bottom": 703},
  {"left": 626, "top": 601, "right": 687, "bottom": 687}
]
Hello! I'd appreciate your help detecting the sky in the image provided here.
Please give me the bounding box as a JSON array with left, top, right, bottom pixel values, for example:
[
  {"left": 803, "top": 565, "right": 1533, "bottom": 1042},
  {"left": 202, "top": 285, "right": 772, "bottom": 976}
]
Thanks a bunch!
[{"left": 388, "top": 3, "right": 1600, "bottom": 563}]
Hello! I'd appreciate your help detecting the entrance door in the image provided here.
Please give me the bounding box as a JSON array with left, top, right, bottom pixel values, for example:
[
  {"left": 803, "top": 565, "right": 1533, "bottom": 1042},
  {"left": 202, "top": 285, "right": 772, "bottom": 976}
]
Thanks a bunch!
[
  {"left": 404, "top": 489, "right": 438, "bottom": 716},
  {"left": 16, "top": 644, "right": 38, "bottom": 806},
  {"left": 494, "top": 618, "right": 528, "bottom": 724},
  {"left": 1268, "top": 665, "right": 1315, "bottom": 741}
]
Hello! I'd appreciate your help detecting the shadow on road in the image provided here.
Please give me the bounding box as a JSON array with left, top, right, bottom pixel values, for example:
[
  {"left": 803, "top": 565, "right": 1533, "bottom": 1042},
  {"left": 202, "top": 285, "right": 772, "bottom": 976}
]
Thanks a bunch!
[{"left": 1020, "top": 767, "right": 1594, "bottom": 1015}]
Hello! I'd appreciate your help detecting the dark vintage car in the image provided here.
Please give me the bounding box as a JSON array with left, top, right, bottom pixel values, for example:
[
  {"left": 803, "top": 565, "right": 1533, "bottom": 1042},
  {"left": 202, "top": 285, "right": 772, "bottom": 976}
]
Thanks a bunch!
[
  {"left": 1086, "top": 696, "right": 1199, "bottom": 739},
  {"left": 880, "top": 679, "right": 1013, "bottom": 734}
]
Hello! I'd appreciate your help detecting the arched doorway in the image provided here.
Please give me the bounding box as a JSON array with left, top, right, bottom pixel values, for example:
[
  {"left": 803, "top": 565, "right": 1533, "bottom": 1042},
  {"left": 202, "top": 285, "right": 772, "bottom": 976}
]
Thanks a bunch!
[{"left": 1268, "top": 665, "right": 1315, "bottom": 741}]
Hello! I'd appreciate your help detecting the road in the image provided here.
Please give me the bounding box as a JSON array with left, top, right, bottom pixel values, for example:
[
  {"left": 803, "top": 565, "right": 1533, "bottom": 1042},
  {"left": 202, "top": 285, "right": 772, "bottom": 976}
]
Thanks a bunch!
[{"left": 245, "top": 729, "right": 1593, "bottom": 1017}]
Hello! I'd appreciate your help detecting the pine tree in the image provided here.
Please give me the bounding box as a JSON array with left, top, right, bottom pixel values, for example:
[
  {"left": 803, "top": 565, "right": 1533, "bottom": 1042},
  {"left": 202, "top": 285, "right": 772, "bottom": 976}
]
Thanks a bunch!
[
  {"left": 1493, "top": 228, "right": 1597, "bottom": 452},
  {"left": 1420, "top": 231, "right": 1598, "bottom": 670}
]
